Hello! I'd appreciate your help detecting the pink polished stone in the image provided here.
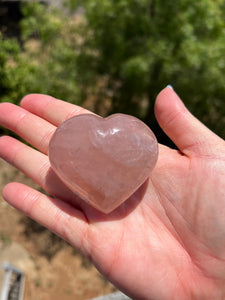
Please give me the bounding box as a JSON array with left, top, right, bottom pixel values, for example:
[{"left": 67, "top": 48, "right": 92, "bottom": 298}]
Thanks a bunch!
[{"left": 49, "top": 113, "right": 158, "bottom": 213}]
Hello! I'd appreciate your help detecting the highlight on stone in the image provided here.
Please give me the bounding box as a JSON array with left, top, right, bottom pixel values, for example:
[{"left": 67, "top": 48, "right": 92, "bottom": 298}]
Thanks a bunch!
[{"left": 49, "top": 113, "right": 158, "bottom": 213}]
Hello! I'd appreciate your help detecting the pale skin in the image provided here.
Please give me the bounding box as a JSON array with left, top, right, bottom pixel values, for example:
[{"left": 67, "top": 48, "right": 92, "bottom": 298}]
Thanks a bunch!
[{"left": 0, "top": 87, "right": 225, "bottom": 300}]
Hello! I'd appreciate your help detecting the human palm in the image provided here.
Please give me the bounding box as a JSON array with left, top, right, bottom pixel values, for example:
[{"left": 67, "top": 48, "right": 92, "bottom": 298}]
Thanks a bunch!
[{"left": 0, "top": 87, "right": 225, "bottom": 300}]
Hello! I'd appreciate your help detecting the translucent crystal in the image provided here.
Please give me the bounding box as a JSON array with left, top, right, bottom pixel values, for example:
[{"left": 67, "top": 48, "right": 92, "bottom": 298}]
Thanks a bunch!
[{"left": 49, "top": 114, "right": 158, "bottom": 213}]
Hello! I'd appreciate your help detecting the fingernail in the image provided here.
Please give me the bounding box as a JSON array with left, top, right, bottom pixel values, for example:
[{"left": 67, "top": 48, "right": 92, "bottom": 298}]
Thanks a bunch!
[{"left": 166, "top": 85, "right": 174, "bottom": 90}]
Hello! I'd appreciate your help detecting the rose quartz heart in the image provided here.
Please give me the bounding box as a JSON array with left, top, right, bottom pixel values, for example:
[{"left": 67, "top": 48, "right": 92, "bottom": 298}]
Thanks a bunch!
[{"left": 49, "top": 113, "right": 158, "bottom": 213}]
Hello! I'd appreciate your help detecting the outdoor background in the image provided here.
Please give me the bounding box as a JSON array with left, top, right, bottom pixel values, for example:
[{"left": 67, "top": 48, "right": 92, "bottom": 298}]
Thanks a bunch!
[{"left": 0, "top": 0, "right": 225, "bottom": 299}]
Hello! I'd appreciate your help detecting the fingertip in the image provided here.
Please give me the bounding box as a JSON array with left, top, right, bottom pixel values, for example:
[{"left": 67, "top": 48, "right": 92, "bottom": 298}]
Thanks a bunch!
[
  {"left": 154, "top": 87, "right": 192, "bottom": 152},
  {"left": 0, "top": 136, "right": 22, "bottom": 162},
  {"left": 20, "top": 94, "right": 55, "bottom": 110},
  {"left": 21, "top": 93, "right": 46, "bottom": 105},
  {"left": 2, "top": 182, "right": 29, "bottom": 209},
  {"left": 154, "top": 86, "right": 186, "bottom": 124},
  {"left": 154, "top": 87, "right": 221, "bottom": 156},
  {"left": 2, "top": 182, "right": 16, "bottom": 203},
  {"left": 2, "top": 183, "right": 24, "bottom": 214},
  {"left": 20, "top": 94, "right": 34, "bottom": 107},
  {"left": 0, "top": 102, "right": 16, "bottom": 115},
  {"left": 0, "top": 135, "right": 11, "bottom": 151},
  {"left": 0, "top": 103, "right": 28, "bottom": 133}
]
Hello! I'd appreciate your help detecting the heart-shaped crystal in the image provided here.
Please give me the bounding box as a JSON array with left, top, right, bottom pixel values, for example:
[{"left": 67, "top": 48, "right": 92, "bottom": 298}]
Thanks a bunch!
[{"left": 49, "top": 113, "right": 158, "bottom": 213}]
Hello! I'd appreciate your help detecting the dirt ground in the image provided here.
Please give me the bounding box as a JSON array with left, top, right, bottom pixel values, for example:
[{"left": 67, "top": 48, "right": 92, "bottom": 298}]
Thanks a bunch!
[{"left": 0, "top": 158, "right": 116, "bottom": 300}]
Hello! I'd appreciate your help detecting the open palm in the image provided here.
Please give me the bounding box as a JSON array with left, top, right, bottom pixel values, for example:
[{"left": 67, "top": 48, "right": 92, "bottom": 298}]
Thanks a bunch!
[{"left": 0, "top": 87, "right": 225, "bottom": 300}]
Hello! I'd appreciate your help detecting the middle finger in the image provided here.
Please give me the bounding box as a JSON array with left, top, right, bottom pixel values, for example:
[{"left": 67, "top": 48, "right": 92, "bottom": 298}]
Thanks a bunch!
[{"left": 20, "top": 94, "right": 91, "bottom": 127}]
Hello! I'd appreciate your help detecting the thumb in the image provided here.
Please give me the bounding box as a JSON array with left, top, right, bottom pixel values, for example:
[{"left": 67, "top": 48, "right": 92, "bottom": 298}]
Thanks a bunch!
[{"left": 154, "top": 86, "right": 224, "bottom": 157}]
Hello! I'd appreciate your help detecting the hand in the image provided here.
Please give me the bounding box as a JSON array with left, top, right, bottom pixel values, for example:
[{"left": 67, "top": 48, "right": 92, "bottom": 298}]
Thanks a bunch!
[{"left": 0, "top": 88, "right": 225, "bottom": 300}]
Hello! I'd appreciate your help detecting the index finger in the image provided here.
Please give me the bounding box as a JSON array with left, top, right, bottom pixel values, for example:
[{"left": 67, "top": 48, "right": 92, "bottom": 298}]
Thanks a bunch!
[{"left": 21, "top": 94, "right": 93, "bottom": 126}]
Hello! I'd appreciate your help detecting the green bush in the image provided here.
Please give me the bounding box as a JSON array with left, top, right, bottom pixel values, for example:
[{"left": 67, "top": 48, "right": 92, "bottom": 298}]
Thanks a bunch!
[
  {"left": 74, "top": 0, "right": 225, "bottom": 139},
  {"left": 0, "top": 2, "right": 81, "bottom": 106}
]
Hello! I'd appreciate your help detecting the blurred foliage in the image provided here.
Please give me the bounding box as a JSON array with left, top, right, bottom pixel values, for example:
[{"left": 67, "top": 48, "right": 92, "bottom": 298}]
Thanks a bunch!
[
  {"left": 0, "top": 2, "right": 81, "bottom": 106},
  {"left": 0, "top": 0, "right": 225, "bottom": 142},
  {"left": 70, "top": 0, "right": 225, "bottom": 140}
]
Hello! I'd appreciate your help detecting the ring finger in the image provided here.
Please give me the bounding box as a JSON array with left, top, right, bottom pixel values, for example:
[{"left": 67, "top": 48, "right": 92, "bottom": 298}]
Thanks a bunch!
[{"left": 0, "top": 136, "right": 83, "bottom": 207}]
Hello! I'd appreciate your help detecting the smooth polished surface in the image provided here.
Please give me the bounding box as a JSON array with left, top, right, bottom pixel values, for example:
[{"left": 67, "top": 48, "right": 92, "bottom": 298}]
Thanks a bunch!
[{"left": 49, "top": 114, "right": 158, "bottom": 213}]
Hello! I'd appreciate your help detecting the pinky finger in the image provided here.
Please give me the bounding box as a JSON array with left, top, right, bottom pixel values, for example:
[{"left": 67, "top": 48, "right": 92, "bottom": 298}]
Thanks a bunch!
[{"left": 3, "top": 182, "right": 89, "bottom": 252}]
